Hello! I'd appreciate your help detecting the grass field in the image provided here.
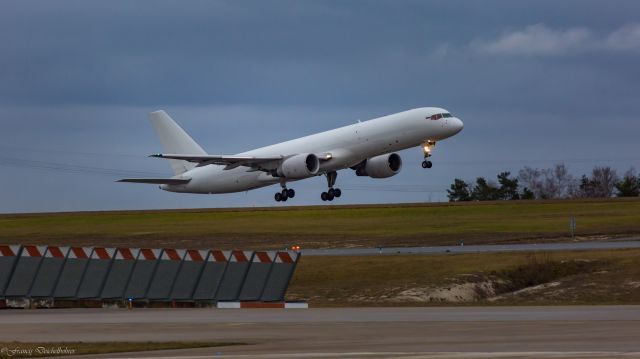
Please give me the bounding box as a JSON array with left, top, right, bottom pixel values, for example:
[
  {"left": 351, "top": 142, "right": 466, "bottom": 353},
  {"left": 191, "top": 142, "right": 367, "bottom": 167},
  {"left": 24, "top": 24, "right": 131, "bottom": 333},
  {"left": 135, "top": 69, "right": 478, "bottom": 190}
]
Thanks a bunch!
[
  {"left": 1, "top": 198, "right": 639, "bottom": 249},
  {"left": 288, "top": 249, "right": 640, "bottom": 306},
  {"left": 0, "top": 341, "right": 242, "bottom": 358}
]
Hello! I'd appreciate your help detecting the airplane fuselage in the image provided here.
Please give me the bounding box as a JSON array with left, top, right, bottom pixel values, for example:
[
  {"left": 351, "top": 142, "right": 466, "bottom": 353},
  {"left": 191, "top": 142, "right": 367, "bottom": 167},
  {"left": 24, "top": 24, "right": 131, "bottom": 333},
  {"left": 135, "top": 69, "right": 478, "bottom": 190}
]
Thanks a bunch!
[{"left": 162, "top": 107, "right": 463, "bottom": 194}]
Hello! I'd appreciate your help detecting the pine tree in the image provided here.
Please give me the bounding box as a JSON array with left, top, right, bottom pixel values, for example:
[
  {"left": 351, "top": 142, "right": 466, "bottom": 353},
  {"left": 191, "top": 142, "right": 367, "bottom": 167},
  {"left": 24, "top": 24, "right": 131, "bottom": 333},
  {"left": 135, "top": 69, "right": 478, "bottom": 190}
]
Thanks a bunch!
[
  {"left": 447, "top": 178, "right": 471, "bottom": 202},
  {"left": 497, "top": 171, "right": 520, "bottom": 200},
  {"left": 521, "top": 187, "right": 535, "bottom": 199},
  {"left": 471, "top": 177, "right": 500, "bottom": 201},
  {"left": 615, "top": 170, "right": 640, "bottom": 197}
]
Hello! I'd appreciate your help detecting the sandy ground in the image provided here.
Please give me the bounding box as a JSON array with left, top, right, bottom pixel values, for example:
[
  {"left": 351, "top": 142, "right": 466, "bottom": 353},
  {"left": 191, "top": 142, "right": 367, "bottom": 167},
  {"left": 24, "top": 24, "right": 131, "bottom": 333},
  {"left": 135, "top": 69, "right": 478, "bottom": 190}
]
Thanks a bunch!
[{"left": 1, "top": 306, "right": 640, "bottom": 358}]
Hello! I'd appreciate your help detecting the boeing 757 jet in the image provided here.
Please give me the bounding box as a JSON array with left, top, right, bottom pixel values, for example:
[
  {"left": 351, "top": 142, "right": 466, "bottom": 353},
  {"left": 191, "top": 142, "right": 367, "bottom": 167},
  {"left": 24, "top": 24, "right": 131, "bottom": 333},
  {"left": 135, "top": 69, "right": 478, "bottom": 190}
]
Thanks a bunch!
[{"left": 119, "top": 108, "right": 463, "bottom": 202}]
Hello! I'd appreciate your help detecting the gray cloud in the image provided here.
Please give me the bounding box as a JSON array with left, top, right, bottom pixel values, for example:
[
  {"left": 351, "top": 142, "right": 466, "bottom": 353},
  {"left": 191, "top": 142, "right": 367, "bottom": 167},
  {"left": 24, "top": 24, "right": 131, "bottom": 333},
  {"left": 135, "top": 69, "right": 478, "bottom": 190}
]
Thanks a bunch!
[
  {"left": 0, "top": 0, "right": 639, "bottom": 212},
  {"left": 472, "top": 24, "right": 593, "bottom": 56},
  {"left": 471, "top": 23, "right": 640, "bottom": 56},
  {"left": 605, "top": 23, "right": 640, "bottom": 51}
]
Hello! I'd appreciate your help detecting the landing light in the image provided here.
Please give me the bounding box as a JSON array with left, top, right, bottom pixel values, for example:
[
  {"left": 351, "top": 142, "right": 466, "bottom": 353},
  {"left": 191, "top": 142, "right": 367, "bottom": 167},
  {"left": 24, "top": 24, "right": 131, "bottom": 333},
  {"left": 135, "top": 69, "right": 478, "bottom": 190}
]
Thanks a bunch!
[{"left": 422, "top": 141, "right": 436, "bottom": 157}]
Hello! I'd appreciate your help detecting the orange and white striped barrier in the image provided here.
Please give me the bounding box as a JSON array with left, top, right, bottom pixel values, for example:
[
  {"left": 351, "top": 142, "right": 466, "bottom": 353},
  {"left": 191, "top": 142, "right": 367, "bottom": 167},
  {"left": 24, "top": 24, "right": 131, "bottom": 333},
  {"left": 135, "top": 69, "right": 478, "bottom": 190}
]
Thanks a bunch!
[
  {"left": 138, "top": 248, "right": 162, "bottom": 261},
  {"left": 161, "top": 248, "right": 185, "bottom": 262},
  {"left": 254, "top": 251, "right": 276, "bottom": 264},
  {"left": 116, "top": 247, "right": 139, "bottom": 261},
  {"left": 44, "top": 246, "right": 69, "bottom": 259},
  {"left": 276, "top": 251, "right": 295, "bottom": 264},
  {"left": 0, "top": 245, "right": 21, "bottom": 257},
  {"left": 209, "top": 250, "right": 229, "bottom": 262},
  {"left": 93, "top": 247, "right": 117, "bottom": 260},
  {"left": 185, "top": 249, "right": 208, "bottom": 262},
  {"left": 230, "top": 250, "right": 250, "bottom": 262},
  {"left": 22, "top": 245, "right": 46, "bottom": 258},
  {"left": 68, "top": 247, "right": 91, "bottom": 259}
]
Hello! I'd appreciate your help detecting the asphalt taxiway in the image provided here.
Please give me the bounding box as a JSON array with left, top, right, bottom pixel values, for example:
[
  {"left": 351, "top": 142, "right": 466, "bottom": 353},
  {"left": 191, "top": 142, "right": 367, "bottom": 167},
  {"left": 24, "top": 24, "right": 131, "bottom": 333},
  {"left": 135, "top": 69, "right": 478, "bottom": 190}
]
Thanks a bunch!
[
  {"left": 301, "top": 239, "right": 640, "bottom": 256},
  {"left": 1, "top": 306, "right": 639, "bottom": 358}
]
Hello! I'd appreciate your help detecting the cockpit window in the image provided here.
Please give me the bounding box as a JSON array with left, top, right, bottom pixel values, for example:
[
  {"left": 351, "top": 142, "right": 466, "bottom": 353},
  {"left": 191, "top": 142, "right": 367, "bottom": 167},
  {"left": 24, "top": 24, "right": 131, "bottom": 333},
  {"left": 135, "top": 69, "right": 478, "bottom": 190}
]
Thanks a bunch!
[{"left": 429, "top": 113, "right": 453, "bottom": 120}]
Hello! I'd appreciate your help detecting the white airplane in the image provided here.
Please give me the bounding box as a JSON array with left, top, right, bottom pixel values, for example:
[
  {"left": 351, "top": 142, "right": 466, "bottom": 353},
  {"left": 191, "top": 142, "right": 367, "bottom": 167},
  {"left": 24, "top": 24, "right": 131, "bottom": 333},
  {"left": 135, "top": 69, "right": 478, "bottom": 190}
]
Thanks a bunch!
[{"left": 119, "top": 108, "right": 463, "bottom": 202}]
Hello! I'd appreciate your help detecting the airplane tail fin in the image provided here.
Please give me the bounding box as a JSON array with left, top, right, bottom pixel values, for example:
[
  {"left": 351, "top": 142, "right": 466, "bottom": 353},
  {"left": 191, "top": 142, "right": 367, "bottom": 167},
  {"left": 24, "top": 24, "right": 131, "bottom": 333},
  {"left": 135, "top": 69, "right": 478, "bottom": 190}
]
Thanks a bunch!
[{"left": 149, "top": 110, "right": 207, "bottom": 175}]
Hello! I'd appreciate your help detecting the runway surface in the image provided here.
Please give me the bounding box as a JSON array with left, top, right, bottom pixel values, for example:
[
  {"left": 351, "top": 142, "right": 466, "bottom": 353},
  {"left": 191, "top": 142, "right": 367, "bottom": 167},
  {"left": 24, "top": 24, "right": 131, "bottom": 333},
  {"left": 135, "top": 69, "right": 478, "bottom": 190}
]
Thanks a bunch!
[
  {"left": 302, "top": 238, "right": 640, "bottom": 256},
  {"left": 2, "top": 306, "right": 640, "bottom": 358}
]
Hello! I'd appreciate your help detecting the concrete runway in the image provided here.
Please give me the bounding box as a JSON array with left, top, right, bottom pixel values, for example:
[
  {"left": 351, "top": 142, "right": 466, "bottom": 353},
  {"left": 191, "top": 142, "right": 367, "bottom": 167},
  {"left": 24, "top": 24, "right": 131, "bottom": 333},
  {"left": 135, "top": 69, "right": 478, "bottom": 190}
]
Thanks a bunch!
[
  {"left": 1, "top": 306, "right": 640, "bottom": 358},
  {"left": 302, "top": 239, "right": 640, "bottom": 256}
]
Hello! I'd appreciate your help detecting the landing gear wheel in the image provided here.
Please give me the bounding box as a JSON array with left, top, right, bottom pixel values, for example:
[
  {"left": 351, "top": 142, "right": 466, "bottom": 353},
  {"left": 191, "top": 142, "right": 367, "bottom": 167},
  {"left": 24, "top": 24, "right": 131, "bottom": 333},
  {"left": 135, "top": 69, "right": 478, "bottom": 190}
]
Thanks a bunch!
[
  {"left": 275, "top": 192, "right": 282, "bottom": 202},
  {"left": 287, "top": 188, "right": 295, "bottom": 198},
  {"left": 422, "top": 160, "right": 433, "bottom": 169},
  {"left": 323, "top": 171, "right": 341, "bottom": 202},
  {"left": 281, "top": 195, "right": 288, "bottom": 202},
  {"left": 281, "top": 188, "right": 289, "bottom": 198}
]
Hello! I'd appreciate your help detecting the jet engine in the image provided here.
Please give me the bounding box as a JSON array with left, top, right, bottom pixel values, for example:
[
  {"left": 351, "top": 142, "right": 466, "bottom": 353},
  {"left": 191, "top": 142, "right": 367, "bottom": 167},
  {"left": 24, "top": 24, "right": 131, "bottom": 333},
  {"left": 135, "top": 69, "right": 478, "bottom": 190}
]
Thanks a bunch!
[
  {"left": 277, "top": 153, "right": 320, "bottom": 179},
  {"left": 355, "top": 153, "right": 402, "bottom": 178}
]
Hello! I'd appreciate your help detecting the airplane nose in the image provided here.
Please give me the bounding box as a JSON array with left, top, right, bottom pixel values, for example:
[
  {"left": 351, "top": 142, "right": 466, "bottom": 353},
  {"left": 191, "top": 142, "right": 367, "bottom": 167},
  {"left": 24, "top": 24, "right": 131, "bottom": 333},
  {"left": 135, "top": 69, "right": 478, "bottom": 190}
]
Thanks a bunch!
[{"left": 450, "top": 117, "right": 464, "bottom": 135}]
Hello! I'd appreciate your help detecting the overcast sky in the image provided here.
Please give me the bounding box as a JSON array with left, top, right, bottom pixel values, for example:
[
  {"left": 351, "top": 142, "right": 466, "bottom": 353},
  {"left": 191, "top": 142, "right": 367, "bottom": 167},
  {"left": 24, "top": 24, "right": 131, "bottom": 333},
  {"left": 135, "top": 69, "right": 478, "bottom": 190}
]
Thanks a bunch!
[{"left": 1, "top": 0, "right": 638, "bottom": 213}]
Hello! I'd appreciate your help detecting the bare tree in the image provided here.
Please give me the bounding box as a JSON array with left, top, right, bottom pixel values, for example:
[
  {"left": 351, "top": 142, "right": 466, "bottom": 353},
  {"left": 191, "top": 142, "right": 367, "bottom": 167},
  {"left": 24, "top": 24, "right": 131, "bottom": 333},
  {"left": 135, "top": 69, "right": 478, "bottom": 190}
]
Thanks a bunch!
[
  {"left": 518, "top": 167, "right": 545, "bottom": 199},
  {"left": 590, "top": 166, "right": 619, "bottom": 197},
  {"left": 518, "top": 163, "right": 577, "bottom": 199},
  {"left": 553, "top": 163, "right": 579, "bottom": 198}
]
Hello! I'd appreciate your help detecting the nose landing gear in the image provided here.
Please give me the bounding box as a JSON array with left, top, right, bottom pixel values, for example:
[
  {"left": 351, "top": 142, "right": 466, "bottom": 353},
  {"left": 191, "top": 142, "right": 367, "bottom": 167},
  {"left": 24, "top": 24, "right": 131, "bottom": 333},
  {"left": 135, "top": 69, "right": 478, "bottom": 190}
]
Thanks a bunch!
[
  {"left": 421, "top": 140, "right": 436, "bottom": 169},
  {"left": 321, "top": 171, "right": 342, "bottom": 202}
]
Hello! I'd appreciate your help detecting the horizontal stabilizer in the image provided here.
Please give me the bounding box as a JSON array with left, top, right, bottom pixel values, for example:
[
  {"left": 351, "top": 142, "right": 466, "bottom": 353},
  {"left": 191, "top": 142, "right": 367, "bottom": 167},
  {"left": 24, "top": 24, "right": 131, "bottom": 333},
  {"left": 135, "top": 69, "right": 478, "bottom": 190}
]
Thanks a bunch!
[{"left": 117, "top": 178, "right": 191, "bottom": 185}]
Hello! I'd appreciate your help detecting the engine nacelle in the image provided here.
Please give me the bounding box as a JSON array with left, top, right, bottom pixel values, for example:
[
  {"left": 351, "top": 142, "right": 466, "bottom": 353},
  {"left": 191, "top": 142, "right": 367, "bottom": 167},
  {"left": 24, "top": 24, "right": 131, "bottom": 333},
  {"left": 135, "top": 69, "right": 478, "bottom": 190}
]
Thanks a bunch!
[
  {"left": 277, "top": 153, "right": 320, "bottom": 179},
  {"left": 356, "top": 153, "right": 402, "bottom": 178}
]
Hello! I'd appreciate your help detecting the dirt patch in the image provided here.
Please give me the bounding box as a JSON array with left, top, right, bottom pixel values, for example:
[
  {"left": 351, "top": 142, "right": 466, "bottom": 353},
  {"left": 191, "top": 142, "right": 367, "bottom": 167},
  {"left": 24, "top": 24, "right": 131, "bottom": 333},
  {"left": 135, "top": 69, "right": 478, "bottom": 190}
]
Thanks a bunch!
[
  {"left": 490, "top": 281, "right": 562, "bottom": 301},
  {"left": 391, "top": 281, "right": 497, "bottom": 303},
  {"left": 377, "top": 255, "right": 609, "bottom": 304}
]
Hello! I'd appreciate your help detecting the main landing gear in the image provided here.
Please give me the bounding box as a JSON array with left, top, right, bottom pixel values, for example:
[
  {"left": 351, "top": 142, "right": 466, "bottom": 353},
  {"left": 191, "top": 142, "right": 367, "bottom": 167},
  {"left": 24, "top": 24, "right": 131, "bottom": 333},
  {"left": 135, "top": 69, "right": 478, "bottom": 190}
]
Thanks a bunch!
[
  {"left": 274, "top": 182, "right": 295, "bottom": 202},
  {"left": 421, "top": 140, "right": 436, "bottom": 169},
  {"left": 321, "top": 171, "right": 342, "bottom": 202}
]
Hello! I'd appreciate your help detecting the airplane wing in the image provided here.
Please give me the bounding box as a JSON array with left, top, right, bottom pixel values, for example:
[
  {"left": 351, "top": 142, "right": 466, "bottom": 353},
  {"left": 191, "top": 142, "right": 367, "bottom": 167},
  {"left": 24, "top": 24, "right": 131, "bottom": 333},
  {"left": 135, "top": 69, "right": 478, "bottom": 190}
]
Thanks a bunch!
[
  {"left": 150, "top": 153, "right": 286, "bottom": 171},
  {"left": 117, "top": 178, "right": 191, "bottom": 185},
  {"left": 151, "top": 152, "right": 335, "bottom": 171}
]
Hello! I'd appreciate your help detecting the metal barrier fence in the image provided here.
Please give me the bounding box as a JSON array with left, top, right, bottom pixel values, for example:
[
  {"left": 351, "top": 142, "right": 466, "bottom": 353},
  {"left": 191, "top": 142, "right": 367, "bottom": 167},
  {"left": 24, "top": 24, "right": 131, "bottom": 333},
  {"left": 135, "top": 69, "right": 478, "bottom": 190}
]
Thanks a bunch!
[{"left": 0, "top": 245, "right": 300, "bottom": 307}]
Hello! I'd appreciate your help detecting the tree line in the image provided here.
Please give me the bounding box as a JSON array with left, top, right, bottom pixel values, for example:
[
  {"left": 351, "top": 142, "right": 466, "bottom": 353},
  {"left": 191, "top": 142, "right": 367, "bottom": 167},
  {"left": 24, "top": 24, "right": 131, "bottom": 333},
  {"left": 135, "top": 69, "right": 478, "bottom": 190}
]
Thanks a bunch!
[{"left": 447, "top": 164, "right": 640, "bottom": 202}]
